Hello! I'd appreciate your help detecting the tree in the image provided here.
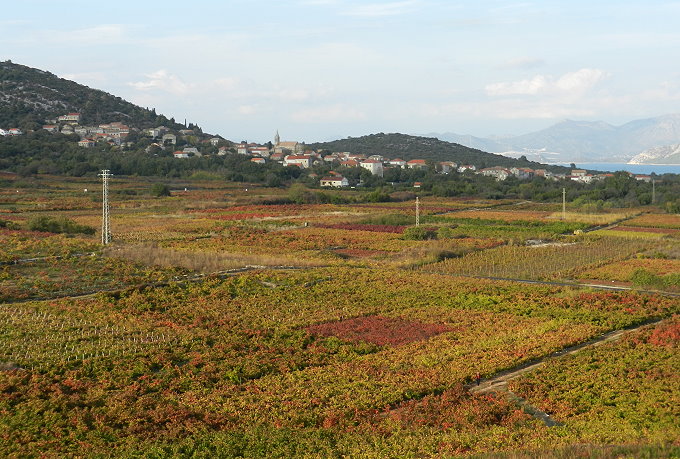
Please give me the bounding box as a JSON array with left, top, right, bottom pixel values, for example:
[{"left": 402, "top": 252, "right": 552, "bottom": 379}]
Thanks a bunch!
[{"left": 151, "top": 183, "right": 171, "bottom": 197}]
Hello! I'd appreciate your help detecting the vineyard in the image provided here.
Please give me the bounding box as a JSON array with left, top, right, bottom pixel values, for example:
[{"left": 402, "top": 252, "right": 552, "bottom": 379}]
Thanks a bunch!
[
  {"left": 508, "top": 316, "right": 680, "bottom": 446},
  {"left": 423, "top": 235, "right": 657, "bottom": 280},
  {"left": 0, "top": 174, "right": 679, "bottom": 457}
]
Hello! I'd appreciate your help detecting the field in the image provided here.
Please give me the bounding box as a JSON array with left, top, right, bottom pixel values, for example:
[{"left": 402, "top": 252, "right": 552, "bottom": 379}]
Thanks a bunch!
[{"left": 0, "top": 174, "right": 679, "bottom": 457}]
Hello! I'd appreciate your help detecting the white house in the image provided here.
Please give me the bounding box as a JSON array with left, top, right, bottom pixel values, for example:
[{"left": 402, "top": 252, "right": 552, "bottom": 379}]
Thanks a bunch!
[
  {"left": 407, "top": 159, "right": 428, "bottom": 169},
  {"left": 388, "top": 158, "right": 407, "bottom": 168},
  {"left": 173, "top": 151, "right": 190, "bottom": 158},
  {"left": 251, "top": 157, "right": 266, "bottom": 164},
  {"left": 78, "top": 138, "right": 95, "bottom": 148},
  {"left": 320, "top": 175, "right": 349, "bottom": 187},
  {"left": 284, "top": 155, "right": 312, "bottom": 168},
  {"left": 360, "top": 159, "right": 384, "bottom": 177},
  {"left": 250, "top": 146, "right": 270, "bottom": 157},
  {"left": 458, "top": 164, "right": 476, "bottom": 173},
  {"left": 480, "top": 166, "right": 510, "bottom": 181},
  {"left": 162, "top": 133, "right": 177, "bottom": 145},
  {"left": 57, "top": 113, "right": 81, "bottom": 123},
  {"left": 439, "top": 161, "right": 457, "bottom": 174},
  {"left": 510, "top": 167, "right": 534, "bottom": 180}
]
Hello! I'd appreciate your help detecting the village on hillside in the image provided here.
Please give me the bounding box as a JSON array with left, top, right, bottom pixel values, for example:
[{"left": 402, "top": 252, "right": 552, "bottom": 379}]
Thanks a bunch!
[{"left": 2, "top": 115, "right": 655, "bottom": 186}]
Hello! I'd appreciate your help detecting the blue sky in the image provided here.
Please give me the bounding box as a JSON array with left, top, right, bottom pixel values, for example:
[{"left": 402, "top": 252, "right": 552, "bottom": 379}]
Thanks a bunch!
[{"left": 2, "top": 1, "right": 679, "bottom": 143}]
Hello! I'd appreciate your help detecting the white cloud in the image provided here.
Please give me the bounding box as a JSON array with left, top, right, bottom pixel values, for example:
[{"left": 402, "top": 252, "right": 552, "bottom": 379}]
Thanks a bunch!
[
  {"left": 61, "top": 24, "right": 128, "bottom": 45},
  {"left": 291, "top": 104, "right": 367, "bottom": 122},
  {"left": 237, "top": 105, "right": 260, "bottom": 115},
  {"left": 128, "top": 70, "right": 193, "bottom": 95},
  {"left": 499, "top": 57, "right": 545, "bottom": 70},
  {"left": 342, "top": 1, "right": 419, "bottom": 17},
  {"left": 485, "top": 75, "right": 549, "bottom": 96},
  {"left": 212, "top": 77, "right": 240, "bottom": 91},
  {"left": 485, "top": 68, "right": 607, "bottom": 96}
]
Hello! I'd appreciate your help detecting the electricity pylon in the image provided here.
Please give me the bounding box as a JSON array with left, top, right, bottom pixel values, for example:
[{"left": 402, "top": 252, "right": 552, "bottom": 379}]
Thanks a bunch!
[{"left": 99, "top": 170, "right": 112, "bottom": 245}]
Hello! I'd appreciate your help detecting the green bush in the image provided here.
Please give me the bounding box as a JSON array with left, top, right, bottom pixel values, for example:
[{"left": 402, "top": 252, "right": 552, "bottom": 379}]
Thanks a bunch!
[
  {"left": 628, "top": 268, "right": 679, "bottom": 288},
  {"left": 402, "top": 226, "right": 437, "bottom": 240},
  {"left": 27, "top": 215, "right": 95, "bottom": 235},
  {"left": 151, "top": 183, "right": 171, "bottom": 197},
  {"left": 629, "top": 268, "right": 659, "bottom": 287},
  {"left": 436, "top": 225, "right": 459, "bottom": 239},
  {"left": 360, "top": 213, "right": 413, "bottom": 226}
]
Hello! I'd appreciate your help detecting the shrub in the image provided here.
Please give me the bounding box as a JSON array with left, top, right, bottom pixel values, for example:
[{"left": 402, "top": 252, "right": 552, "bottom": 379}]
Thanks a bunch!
[
  {"left": 151, "top": 183, "right": 171, "bottom": 197},
  {"left": 402, "top": 226, "right": 437, "bottom": 240},
  {"left": 630, "top": 268, "right": 661, "bottom": 287},
  {"left": 360, "top": 213, "right": 413, "bottom": 226},
  {"left": 27, "top": 215, "right": 95, "bottom": 235},
  {"left": 436, "top": 225, "right": 459, "bottom": 239}
]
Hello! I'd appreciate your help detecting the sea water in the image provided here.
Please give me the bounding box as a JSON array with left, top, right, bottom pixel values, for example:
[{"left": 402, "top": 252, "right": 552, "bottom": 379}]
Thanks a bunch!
[{"left": 552, "top": 163, "right": 680, "bottom": 175}]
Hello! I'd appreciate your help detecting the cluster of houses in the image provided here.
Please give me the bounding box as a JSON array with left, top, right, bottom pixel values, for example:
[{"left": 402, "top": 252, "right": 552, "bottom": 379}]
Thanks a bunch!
[
  {"left": 41, "top": 113, "right": 131, "bottom": 147},
  {"left": 224, "top": 134, "right": 657, "bottom": 187},
  {"left": 36, "top": 113, "right": 225, "bottom": 156},
  {"left": 5, "top": 119, "right": 657, "bottom": 186},
  {"left": 146, "top": 128, "right": 223, "bottom": 158},
  {"left": 0, "top": 128, "right": 23, "bottom": 136}
]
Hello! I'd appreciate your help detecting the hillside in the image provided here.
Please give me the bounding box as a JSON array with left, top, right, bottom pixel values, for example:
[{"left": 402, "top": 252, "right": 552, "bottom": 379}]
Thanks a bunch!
[
  {"left": 310, "top": 132, "right": 569, "bottom": 172},
  {"left": 0, "top": 60, "right": 184, "bottom": 131},
  {"left": 629, "top": 144, "right": 680, "bottom": 165}
]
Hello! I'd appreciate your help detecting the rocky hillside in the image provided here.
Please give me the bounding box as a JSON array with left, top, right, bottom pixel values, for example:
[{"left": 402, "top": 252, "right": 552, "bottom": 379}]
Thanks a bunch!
[
  {"left": 629, "top": 144, "right": 680, "bottom": 165},
  {"left": 0, "top": 61, "right": 183, "bottom": 131}
]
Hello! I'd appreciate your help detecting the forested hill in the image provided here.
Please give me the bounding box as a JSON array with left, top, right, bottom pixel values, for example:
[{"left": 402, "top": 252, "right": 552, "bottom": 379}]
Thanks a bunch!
[
  {"left": 310, "top": 133, "right": 569, "bottom": 172},
  {"left": 0, "top": 61, "right": 184, "bottom": 131}
]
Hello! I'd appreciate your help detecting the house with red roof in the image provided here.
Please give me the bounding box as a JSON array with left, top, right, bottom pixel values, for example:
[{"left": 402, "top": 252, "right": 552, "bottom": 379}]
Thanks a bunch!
[
  {"left": 360, "top": 159, "right": 384, "bottom": 176},
  {"left": 407, "top": 159, "right": 428, "bottom": 169}
]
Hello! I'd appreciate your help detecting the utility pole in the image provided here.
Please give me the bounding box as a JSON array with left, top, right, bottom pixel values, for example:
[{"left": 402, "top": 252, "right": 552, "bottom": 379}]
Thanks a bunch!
[
  {"left": 562, "top": 187, "right": 566, "bottom": 220},
  {"left": 99, "top": 170, "right": 112, "bottom": 245},
  {"left": 415, "top": 196, "right": 420, "bottom": 227}
]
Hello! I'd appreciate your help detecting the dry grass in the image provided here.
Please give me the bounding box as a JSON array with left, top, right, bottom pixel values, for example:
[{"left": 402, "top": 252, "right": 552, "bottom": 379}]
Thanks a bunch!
[
  {"left": 103, "top": 243, "right": 323, "bottom": 272},
  {"left": 547, "top": 211, "right": 638, "bottom": 225}
]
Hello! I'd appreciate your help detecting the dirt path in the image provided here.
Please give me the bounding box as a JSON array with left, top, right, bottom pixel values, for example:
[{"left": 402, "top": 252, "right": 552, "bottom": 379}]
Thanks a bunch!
[{"left": 465, "top": 316, "right": 667, "bottom": 426}]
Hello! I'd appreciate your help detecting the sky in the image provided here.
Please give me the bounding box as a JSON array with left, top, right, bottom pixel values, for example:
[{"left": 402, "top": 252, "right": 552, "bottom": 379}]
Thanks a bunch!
[{"left": 2, "top": 0, "right": 680, "bottom": 143}]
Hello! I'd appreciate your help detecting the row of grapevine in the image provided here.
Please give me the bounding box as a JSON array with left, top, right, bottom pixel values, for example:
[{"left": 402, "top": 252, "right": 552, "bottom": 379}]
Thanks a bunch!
[{"left": 424, "top": 236, "right": 656, "bottom": 280}]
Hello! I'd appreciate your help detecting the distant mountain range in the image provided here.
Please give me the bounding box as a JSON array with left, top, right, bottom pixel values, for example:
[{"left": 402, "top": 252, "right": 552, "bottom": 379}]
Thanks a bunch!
[{"left": 426, "top": 114, "right": 680, "bottom": 165}]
